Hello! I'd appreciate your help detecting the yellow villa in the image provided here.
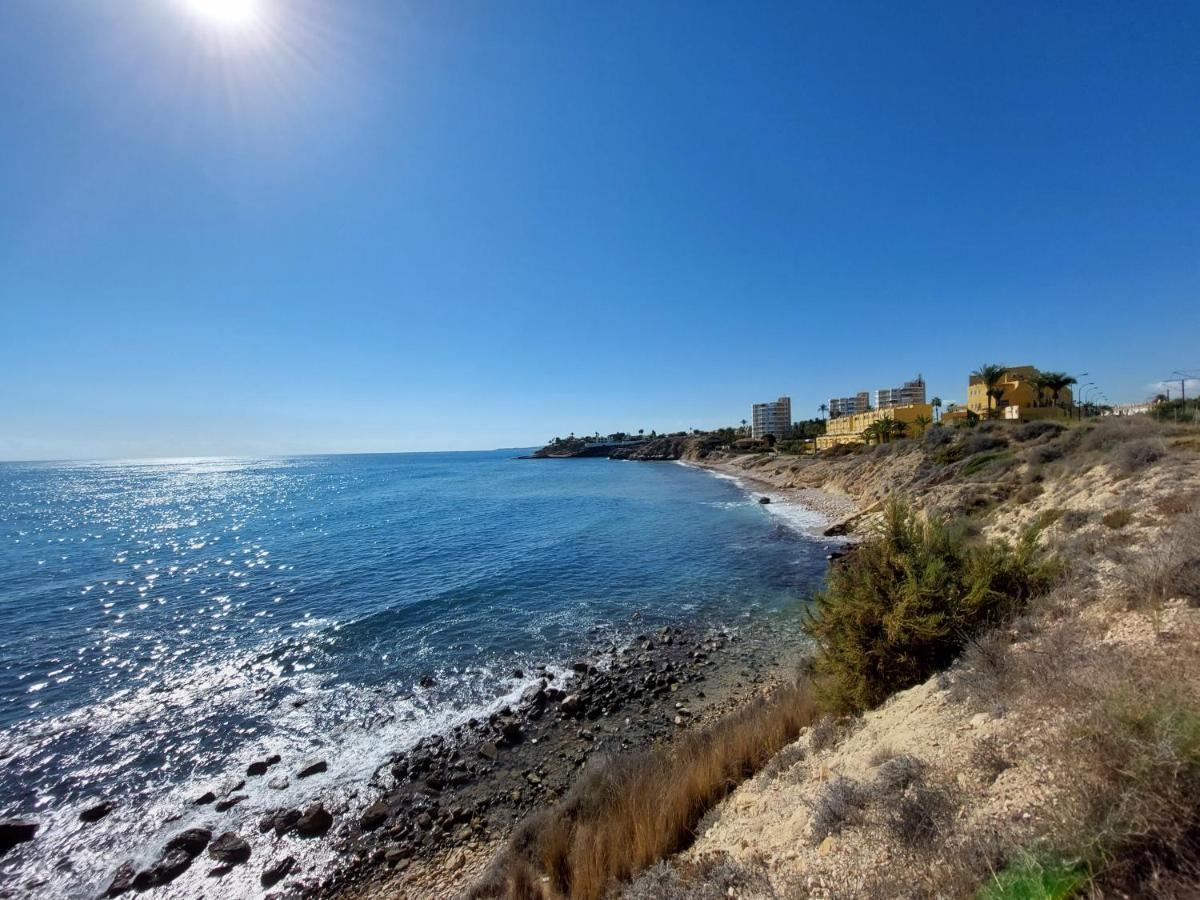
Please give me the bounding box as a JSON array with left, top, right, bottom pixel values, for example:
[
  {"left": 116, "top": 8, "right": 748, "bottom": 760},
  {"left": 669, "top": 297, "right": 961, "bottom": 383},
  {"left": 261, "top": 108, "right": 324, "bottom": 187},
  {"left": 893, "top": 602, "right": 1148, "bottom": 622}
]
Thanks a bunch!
[
  {"left": 815, "top": 403, "right": 934, "bottom": 449},
  {"left": 959, "top": 365, "right": 1073, "bottom": 422}
]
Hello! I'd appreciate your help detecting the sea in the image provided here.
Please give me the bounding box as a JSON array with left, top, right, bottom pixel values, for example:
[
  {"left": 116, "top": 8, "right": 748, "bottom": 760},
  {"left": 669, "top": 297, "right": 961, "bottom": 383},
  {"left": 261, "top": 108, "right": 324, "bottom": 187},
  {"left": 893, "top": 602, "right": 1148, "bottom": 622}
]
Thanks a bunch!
[{"left": 0, "top": 451, "right": 835, "bottom": 897}]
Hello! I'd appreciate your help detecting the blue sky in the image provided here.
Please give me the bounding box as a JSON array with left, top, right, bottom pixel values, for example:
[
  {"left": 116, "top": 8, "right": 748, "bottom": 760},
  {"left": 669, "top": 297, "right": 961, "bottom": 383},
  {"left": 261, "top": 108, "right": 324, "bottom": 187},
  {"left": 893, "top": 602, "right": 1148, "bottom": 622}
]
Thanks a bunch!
[{"left": 1, "top": 0, "right": 1198, "bottom": 459}]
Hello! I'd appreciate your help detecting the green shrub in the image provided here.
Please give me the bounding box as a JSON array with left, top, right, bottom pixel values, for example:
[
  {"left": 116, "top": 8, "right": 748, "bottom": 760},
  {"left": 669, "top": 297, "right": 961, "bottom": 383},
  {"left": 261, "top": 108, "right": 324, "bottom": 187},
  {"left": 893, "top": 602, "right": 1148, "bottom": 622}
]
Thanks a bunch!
[
  {"left": 976, "top": 856, "right": 1089, "bottom": 900},
  {"left": 1101, "top": 508, "right": 1133, "bottom": 530},
  {"left": 963, "top": 450, "right": 1013, "bottom": 476},
  {"left": 803, "top": 501, "right": 1058, "bottom": 713}
]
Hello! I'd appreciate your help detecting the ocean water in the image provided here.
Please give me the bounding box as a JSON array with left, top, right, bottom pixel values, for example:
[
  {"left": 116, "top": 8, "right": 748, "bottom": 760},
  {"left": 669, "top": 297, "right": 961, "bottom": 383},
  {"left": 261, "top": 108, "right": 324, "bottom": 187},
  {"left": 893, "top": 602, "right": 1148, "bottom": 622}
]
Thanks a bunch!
[{"left": 0, "top": 451, "right": 833, "bottom": 896}]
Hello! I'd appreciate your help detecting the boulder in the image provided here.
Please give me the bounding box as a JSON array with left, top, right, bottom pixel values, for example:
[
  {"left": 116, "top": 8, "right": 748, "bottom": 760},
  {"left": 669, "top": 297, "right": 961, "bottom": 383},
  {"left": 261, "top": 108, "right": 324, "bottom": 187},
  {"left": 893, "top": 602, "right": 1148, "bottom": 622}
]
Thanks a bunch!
[
  {"left": 214, "top": 795, "right": 247, "bottom": 812},
  {"left": 208, "top": 832, "right": 251, "bottom": 865},
  {"left": 418, "top": 675, "right": 437, "bottom": 688},
  {"left": 294, "top": 802, "right": 332, "bottom": 837},
  {"left": 360, "top": 801, "right": 389, "bottom": 831},
  {"left": 193, "top": 790, "right": 217, "bottom": 806},
  {"left": 272, "top": 809, "right": 302, "bottom": 837},
  {"left": 499, "top": 719, "right": 522, "bottom": 743},
  {"left": 267, "top": 775, "right": 289, "bottom": 790},
  {"left": 0, "top": 819, "right": 39, "bottom": 856},
  {"left": 164, "top": 828, "right": 211, "bottom": 857},
  {"left": 146, "top": 848, "right": 193, "bottom": 885},
  {"left": 477, "top": 742, "right": 498, "bottom": 761},
  {"left": 80, "top": 801, "right": 115, "bottom": 823},
  {"left": 261, "top": 855, "right": 295, "bottom": 888},
  {"left": 560, "top": 694, "right": 584, "bottom": 716},
  {"left": 105, "top": 861, "right": 137, "bottom": 896},
  {"left": 296, "top": 757, "right": 328, "bottom": 778}
]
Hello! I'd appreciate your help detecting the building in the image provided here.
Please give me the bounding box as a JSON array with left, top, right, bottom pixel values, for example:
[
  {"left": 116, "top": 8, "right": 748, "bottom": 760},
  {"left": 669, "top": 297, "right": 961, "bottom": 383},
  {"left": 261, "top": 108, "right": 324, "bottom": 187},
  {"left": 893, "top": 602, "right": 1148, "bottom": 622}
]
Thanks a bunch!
[
  {"left": 875, "top": 376, "right": 926, "bottom": 410},
  {"left": 829, "top": 392, "right": 871, "bottom": 419},
  {"left": 751, "top": 396, "right": 792, "bottom": 439},
  {"left": 815, "top": 402, "right": 934, "bottom": 449},
  {"left": 966, "top": 366, "right": 1072, "bottom": 420}
]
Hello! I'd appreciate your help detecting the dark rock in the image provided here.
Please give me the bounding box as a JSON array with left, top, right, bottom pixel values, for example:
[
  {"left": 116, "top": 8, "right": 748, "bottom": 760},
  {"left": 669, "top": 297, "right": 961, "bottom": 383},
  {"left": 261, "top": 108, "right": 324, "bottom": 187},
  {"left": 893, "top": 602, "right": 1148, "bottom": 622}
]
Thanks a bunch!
[
  {"left": 360, "top": 802, "right": 388, "bottom": 831},
  {"left": 246, "top": 760, "right": 269, "bottom": 777},
  {"left": 296, "top": 757, "right": 328, "bottom": 778},
  {"left": 758, "top": 496, "right": 771, "bottom": 504},
  {"left": 106, "top": 861, "right": 136, "bottom": 896},
  {"left": 295, "top": 802, "right": 332, "bottom": 837},
  {"left": 0, "top": 818, "right": 39, "bottom": 856},
  {"left": 80, "top": 801, "right": 115, "bottom": 823},
  {"left": 416, "top": 811, "right": 433, "bottom": 830},
  {"left": 193, "top": 790, "right": 216, "bottom": 806},
  {"left": 499, "top": 719, "right": 522, "bottom": 743},
  {"left": 214, "top": 795, "right": 247, "bottom": 812},
  {"left": 560, "top": 694, "right": 583, "bottom": 716},
  {"left": 261, "top": 855, "right": 295, "bottom": 888},
  {"left": 478, "top": 742, "right": 498, "bottom": 760},
  {"left": 208, "top": 832, "right": 251, "bottom": 865},
  {"left": 418, "top": 675, "right": 437, "bottom": 689},
  {"left": 273, "top": 809, "right": 302, "bottom": 837},
  {"left": 164, "top": 828, "right": 211, "bottom": 857},
  {"left": 147, "top": 848, "right": 194, "bottom": 885}
]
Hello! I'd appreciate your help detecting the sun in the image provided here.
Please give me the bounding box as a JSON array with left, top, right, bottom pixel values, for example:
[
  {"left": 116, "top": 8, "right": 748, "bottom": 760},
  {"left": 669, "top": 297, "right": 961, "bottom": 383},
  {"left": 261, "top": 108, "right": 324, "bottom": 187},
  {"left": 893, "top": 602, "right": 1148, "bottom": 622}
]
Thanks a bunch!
[{"left": 184, "top": 0, "right": 260, "bottom": 28}]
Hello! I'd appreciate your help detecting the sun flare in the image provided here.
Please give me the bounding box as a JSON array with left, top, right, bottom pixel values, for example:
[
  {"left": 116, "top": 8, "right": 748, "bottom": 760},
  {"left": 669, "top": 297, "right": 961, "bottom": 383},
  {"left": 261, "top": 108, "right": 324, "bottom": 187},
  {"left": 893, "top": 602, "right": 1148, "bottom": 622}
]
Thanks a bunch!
[{"left": 184, "top": 0, "right": 260, "bottom": 28}]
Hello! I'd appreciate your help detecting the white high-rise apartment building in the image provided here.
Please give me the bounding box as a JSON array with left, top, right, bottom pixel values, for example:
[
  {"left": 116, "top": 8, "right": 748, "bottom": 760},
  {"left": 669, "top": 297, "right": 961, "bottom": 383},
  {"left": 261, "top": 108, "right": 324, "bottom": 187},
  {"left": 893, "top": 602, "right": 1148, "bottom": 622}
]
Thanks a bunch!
[
  {"left": 751, "top": 396, "right": 792, "bottom": 439},
  {"left": 875, "top": 376, "right": 926, "bottom": 410}
]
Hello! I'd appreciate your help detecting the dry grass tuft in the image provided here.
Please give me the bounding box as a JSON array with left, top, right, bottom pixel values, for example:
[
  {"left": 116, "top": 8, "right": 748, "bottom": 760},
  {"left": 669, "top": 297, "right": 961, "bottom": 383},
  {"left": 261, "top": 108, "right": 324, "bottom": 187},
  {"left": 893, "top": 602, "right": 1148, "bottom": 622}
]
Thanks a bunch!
[
  {"left": 1119, "top": 512, "right": 1200, "bottom": 609},
  {"left": 1101, "top": 507, "right": 1134, "bottom": 530},
  {"left": 808, "top": 775, "right": 869, "bottom": 843},
  {"left": 620, "top": 854, "right": 779, "bottom": 900},
  {"left": 469, "top": 682, "right": 818, "bottom": 900}
]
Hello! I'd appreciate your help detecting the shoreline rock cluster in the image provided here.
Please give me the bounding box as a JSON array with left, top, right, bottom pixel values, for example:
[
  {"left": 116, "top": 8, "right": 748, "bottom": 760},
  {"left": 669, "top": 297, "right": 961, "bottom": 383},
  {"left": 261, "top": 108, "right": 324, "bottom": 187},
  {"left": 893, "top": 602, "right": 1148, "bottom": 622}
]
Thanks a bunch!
[{"left": 310, "top": 622, "right": 795, "bottom": 898}]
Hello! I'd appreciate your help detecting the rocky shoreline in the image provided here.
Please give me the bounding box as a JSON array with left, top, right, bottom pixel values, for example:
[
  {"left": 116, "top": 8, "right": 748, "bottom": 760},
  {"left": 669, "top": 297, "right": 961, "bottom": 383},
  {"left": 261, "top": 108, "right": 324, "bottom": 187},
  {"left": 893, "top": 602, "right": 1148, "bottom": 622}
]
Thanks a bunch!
[{"left": 315, "top": 619, "right": 806, "bottom": 899}]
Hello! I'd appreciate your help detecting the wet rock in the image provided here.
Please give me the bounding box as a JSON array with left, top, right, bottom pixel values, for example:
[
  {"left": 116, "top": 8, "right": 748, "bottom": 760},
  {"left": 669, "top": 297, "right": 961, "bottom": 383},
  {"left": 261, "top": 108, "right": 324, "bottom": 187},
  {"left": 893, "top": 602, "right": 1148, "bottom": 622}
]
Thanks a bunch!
[
  {"left": 297, "top": 757, "right": 328, "bottom": 778},
  {"left": 164, "top": 828, "right": 211, "bottom": 857},
  {"left": 418, "top": 675, "right": 437, "bottom": 689},
  {"left": 478, "top": 742, "right": 498, "bottom": 760},
  {"left": 560, "top": 694, "right": 583, "bottom": 716},
  {"left": 208, "top": 832, "right": 251, "bottom": 865},
  {"left": 499, "top": 719, "right": 522, "bottom": 743},
  {"left": 360, "top": 802, "right": 388, "bottom": 832},
  {"left": 758, "top": 496, "right": 771, "bottom": 504},
  {"left": 80, "top": 801, "right": 115, "bottom": 823},
  {"left": 193, "top": 790, "right": 217, "bottom": 806},
  {"left": 146, "top": 848, "right": 193, "bottom": 885},
  {"left": 415, "top": 812, "right": 433, "bottom": 830},
  {"left": 295, "top": 802, "right": 333, "bottom": 837},
  {"left": 261, "top": 855, "right": 295, "bottom": 888},
  {"left": 214, "top": 794, "right": 247, "bottom": 812},
  {"left": 267, "top": 775, "right": 289, "bottom": 790},
  {"left": 105, "top": 861, "right": 136, "bottom": 896},
  {"left": 272, "top": 809, "right": 302, "bottom": 837}
]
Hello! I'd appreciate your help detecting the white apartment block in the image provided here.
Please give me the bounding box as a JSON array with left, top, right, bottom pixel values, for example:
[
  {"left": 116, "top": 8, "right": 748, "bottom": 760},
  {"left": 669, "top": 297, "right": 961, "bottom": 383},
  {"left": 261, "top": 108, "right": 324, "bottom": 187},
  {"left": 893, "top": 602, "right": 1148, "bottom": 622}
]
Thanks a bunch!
[
  {"left": 875, "top": 376, "right": 926, "bottom": 410},
  {"left": 829, "top": 392, "right": 870, "bottom": 419},
  {"left": 752, "top": 396, "right": 792, "bottom": 439}
]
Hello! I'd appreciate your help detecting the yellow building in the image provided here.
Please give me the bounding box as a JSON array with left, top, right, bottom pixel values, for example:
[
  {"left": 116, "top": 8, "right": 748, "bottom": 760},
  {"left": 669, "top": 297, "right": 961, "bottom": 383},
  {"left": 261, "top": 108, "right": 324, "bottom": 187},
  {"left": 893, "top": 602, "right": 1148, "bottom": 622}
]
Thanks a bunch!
[
  {"left": 816, "top": 403, "right": 934, "bottom": 449},
  {"left": 966, "top": 366, "right": 1073, "bottom": 418}
]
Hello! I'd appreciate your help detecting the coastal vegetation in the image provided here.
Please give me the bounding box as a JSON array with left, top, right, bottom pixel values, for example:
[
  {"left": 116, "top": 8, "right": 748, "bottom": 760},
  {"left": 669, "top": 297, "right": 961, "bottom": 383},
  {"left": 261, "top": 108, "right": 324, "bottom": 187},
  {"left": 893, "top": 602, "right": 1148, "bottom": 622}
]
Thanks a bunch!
[{"left": 472, "top": 413, "right": 1200, "bottom": 900}]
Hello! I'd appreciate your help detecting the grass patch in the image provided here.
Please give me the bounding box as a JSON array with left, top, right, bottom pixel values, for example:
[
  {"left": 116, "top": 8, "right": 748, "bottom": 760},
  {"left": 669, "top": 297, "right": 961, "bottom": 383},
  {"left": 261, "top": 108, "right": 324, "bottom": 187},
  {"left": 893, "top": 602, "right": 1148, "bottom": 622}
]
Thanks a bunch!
[
  {"left": 803, "top": 500, "right": 1058, "bottom": 713},
  {"left": 963, "top": 450, "right": 1014, "bottom": 476},
  {"left": 470, "top": 682, "right": 817, "bottom": 900},
  {"left": 976, "top": 856, "right": 1089, "bottom": 900}
]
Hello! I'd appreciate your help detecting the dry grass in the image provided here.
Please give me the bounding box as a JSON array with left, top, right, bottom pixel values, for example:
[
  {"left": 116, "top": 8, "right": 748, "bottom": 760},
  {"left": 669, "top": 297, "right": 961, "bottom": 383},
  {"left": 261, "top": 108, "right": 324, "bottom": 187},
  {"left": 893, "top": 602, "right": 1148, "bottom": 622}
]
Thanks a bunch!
[
  {"left": 468, "top": 682, "right": 818, "bottom": 900},
  {"left": 1119, "top": 512, "right": 1200, "bottom": 609},
  {"left": 1101, "top": 507, "right": 1134, "bottom": 529}
]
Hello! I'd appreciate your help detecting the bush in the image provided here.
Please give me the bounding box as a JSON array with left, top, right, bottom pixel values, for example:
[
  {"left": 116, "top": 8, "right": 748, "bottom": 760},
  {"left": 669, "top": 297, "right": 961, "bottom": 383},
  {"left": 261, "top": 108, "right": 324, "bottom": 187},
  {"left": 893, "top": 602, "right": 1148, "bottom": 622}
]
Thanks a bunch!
[
  {"left": 808, "top": 776, "right": 869, "bottom": 843},
  {"left": 1101, "top": 508, "right": 1134, "bottom": 530},
  {"left": 1115, "top": 439, "right": 1165, "bottom": 474},
  {"left": 1013, "top": 421, "right": 1066, "bottom": 443},
  {"left": 964, "top": 432, "right": 1009, "bottom": 455},
  {"left": 803, "top": 501, "right": 1057, "bottom": 713},
  {"left": 1027, "top": 443, "right": 1064, "bottom": 465},
  {"left": 977, "top": 856, "right": 1090, "bottom": 900},
  {"left": 924, "top": 425, "right": 954, "bottom": 448},
  {"left": 1015, "top": 483, "right": 1044, "bottom": 504},
  {"left": 1120, "top": 512, "right": 1200, "bottom": 608}
]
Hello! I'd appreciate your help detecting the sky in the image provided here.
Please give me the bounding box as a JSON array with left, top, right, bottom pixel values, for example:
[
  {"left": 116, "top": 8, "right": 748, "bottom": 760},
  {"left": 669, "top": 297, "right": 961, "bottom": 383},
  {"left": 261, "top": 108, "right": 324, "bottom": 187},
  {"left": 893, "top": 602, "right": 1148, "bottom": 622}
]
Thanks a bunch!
[{"left": 1, "top": 0, "right": 1198, "bottom": 460}]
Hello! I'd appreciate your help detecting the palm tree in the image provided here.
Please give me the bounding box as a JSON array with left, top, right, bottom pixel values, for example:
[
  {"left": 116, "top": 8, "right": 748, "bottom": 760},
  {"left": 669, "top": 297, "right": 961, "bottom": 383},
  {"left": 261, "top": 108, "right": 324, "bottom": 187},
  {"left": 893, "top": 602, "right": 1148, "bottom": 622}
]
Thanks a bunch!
[
  {"left": 740, "top": 418, "right": 748, "bottom": 436},
  {"left": 912, "top": 415, "right": 931, "bottom": 436},
  {"left": 1039, "top": 372, "right": 1078, "bottom": 409},
  {"left": 930, "top": 396, "right": 942, "bottom": 423},
  {"left": 818, "top": 403, "right": 829, "bottom": 421},
  {"left": 972, "top": 364, "right": 1007, "bottom": 419}
]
